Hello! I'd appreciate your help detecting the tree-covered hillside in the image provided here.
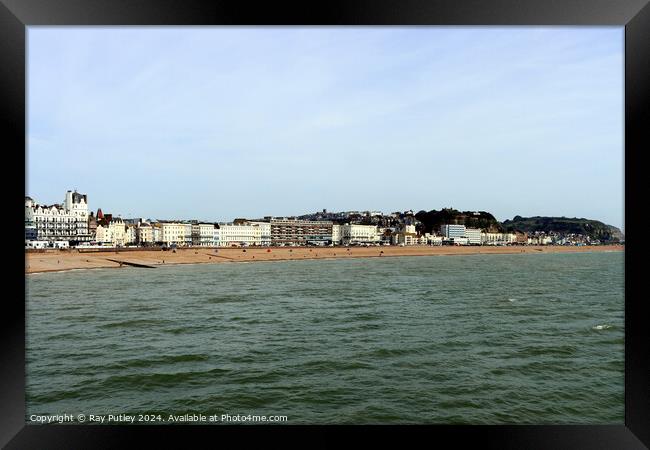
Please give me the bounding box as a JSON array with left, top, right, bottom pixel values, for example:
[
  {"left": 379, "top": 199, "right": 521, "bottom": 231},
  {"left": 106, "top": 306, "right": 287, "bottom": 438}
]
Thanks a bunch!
[
  {"left": 501, "top": 216, "right": 623, "bottom": 242},
  {"left": 415, "top": 208, "right": 503, "bottom": 234}
]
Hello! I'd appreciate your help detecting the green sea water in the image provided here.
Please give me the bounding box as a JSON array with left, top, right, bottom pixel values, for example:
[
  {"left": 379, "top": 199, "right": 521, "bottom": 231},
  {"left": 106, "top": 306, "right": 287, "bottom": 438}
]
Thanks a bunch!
[{"left": 26, "top": 252, "right": 624, "bottom": 424}]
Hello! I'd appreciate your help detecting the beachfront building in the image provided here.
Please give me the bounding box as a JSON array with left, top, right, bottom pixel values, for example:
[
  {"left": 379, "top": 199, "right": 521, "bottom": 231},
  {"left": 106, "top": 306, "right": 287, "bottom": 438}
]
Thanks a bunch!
[
  {"left": 25, "top": 222, "right": 37, "bottom": 241},
  {"left": 183, "top": 223, "right": 193, "bottom": 247},
  {"left": 124, "top": 224, "right": 137, "bottom": 245},
  {"left": 440, "top": 224, "right": 466, "bottom": 239},
  {"left": 192, "top": 223, "right": 217, "bottom": 247},
  {"left": 445, "top": 236, "right": 469, "bottom": 245},
  {"left": 160, "top": 222, "right": 186, "bottom": 246},
  {"left": 95, "top": 217, "right": 126, "bottom": 246},
  {"left": 515, "top": 231, "right": 528, "bottom": 245},
  {"left": 393, "top": 232, "right": 417, "bottom": 246},
  {"left": 151, "top": 223, "right": 162, "bottom": 244},
  {"left": 88, "top": 212, "right": 98, "bottom": 238},
  {"left": 341, "top": 224, "right": 380, "bottom": 245},
  {"left": 270, "top": 218, "right": 334, "bottom": 246},
  {"left": 331, "top": 224, "right": 342, "bottom": 245},
  {"left": 217, "top": 223, "right": 263, "bottom": 247},
  {"left": 25, "top": 190, "right": 92, "bottom": 243},
  {"left": 391, "top": 223, "right": 421, "bottom": 246},
  {"left": 25, "top": 240, "right": 49, "bottom": 249},
  {"left": 95, "top": 223, "right": 108, "bottom": 244},
  {"left": 481, "top": 232, "right": 498, "bottom": 245},
  {"left": 110, "top": 219, "right": 125, "bottom": 246},
  {"left": 136, "top": 222, "right": 153, "bottom": 245},
  {"left": 378, "top": 228, "right": 394, "bottom": 245},
  {"left": 465, "top": 228, "right": 482, "bottom": 245},
  {"left": 527, "top": 235, "right": 552, "bottom": 245},
  {"left": 481, "top": 232, "right": 518, "bottom": 245},
  {"left": 248, "top": 221, "right": 271, "bottom": 246}
]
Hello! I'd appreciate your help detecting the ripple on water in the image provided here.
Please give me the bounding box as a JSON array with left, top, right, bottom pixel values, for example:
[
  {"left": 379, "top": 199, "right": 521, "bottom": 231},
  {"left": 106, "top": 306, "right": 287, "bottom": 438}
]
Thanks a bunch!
[
  {"left": 26, "top": 252, "right": 624, "bottom": 424},
  {"left": 98, "top": 318, "right": 173, "bottom": 329}
]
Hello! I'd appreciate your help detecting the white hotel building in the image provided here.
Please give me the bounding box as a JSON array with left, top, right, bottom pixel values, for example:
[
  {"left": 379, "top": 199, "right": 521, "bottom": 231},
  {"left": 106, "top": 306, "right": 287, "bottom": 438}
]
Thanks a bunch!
[
  {"left": 25, "top": 190, "right": 91, "bottom": 243},
  {"left": 95, "top": 218, "right": 126, "bottom": 246},
  {"left": 465, "top": 228, "right": 482, "bottom": 245},
  {"left": 192, "top": 223, "right": 217, "bottom": 247},
  {"left": 341, "top": 224, "right": 380, "bottom": 245},
  {"left": 251, "top": 221, "right": 272, "bottom": 246},
  {"left": 481, "top": 232, "right": 518, "bottom": 245},
  {"left": 216, "top": 222, "right": 269, "bottom": 247},
  {"left": 160, "top": 222, "right": 187, "bottom": 246},
  {"left": 440, "top": 224, "right": 466, "bottom": 239},
  {"left": 332, "top": 224, "right": 342, "bottom": 245},
  {"left": 136, "top": 222, "right": 153, "bottom": 245}
]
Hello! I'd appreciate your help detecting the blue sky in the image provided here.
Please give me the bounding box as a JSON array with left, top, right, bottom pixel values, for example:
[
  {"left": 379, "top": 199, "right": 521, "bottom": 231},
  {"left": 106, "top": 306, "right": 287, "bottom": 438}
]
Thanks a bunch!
[{"left": 27, "top": 27, "right": 624, "bottom": 230}]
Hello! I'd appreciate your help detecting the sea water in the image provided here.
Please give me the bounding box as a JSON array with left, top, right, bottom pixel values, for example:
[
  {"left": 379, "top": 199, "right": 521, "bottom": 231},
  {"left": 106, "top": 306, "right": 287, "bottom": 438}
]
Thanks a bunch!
[{"left": 26, "top": 252, "right": 624, "bottom": 424}]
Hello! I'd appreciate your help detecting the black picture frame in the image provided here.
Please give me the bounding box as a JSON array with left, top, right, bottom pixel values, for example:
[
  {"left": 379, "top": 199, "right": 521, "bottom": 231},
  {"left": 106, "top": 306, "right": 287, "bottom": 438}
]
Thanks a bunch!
[{"left": 2, "top": 0, "right": 648, "bottom": 447}]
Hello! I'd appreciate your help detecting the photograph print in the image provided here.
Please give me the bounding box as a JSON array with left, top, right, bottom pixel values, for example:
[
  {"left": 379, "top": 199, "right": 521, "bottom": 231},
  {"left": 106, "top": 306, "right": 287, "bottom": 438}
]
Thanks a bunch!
[{"left": 25, "top": 26, "right": 625, "bottom": 426}]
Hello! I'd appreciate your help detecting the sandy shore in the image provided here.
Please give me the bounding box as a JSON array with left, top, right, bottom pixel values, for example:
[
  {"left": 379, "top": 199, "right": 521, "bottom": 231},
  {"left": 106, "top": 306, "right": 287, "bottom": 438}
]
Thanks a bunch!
[{"left": 25, "top": 245, "right": 624, "bottom": 274}]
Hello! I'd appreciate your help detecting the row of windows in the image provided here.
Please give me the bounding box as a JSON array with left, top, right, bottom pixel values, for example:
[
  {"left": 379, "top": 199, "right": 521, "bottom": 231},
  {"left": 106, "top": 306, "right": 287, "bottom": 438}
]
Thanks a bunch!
[{"left": 32, "top": 217, "right": 85, "bottom": 222}]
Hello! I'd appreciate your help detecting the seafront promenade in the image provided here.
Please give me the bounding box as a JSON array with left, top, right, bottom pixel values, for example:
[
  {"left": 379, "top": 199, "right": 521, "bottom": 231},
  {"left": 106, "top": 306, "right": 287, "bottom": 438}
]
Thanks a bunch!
[{"left": 25, "top": 245, "right": 624, "bottom": 274}]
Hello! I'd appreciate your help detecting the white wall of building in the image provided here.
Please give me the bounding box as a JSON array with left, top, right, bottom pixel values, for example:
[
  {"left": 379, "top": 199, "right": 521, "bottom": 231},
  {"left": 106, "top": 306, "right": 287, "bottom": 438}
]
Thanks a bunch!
[
  {"left": 342, "top": 224, "right": 380, "bottom": 245},
  {"left": 192, "top": 223, "right": 217, "bottom": 246},
  {"left": 183, "top": 223, "right": 193, "bottom": 246},
  {"left": 331, "top": 224, "right": 342, "bottom": 245},
  {"left": 25, "top": 190, "right": 91, "bottom": 242},
  {"left": 248, "top": 222, "right": 271, "bottom": 246},
  {"left": 481, "top": 232, "right": 518, "bottom": 245},
  {"left": 465, "top": 228, "right": 482, "bottom": 245},
  {"left": 161, "top": 223, "right": 186, "bottom": 246},
  {"left": 124, "top": 225, "right": 137, "bottom": 245},
  {"left": 152, "top": 225, "right": 162, "bottom": 243},
  {"left": 137, "top": 224, "right": 153, "bottom": 244},
  {"left": 440, "top": 224, "right": 466, "bottom": 239},
  {"left": 403, "top": 224, "right": 416, "bottom": 234},
  {"left": 95, "top": 219, "right": 126, "bottom": 246},
  {"left": 217, "top": 223, "right": 263, "bottom": 247}
]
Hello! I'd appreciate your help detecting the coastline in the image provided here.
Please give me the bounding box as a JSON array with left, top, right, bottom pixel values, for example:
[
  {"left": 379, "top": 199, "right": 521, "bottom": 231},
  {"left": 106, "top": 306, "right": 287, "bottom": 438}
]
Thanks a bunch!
[{"left": 25, "top": 244, "right": 624, "bottom": 275}]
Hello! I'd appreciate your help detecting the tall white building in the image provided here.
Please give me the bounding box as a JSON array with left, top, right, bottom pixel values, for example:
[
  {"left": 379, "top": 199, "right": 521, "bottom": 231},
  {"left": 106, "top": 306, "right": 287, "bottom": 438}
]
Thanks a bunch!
[
  {"left": 136, "top": 222, "right": 153, "bottom": 245},
  {"left": 341, "top": 224, "right": 380, "bottom": 245},
  {"left": 25, "top": 190, "right": 91, "bottom": 243},
  {"left": 481, "top": 232, "right": 518, "bottom": 245},
  {"left": 217, "top": 223, "right": 264, "bottom": 247},
  {"left": 95, "top": 218, "right": 126, "bottom": 246},
  {"left": 331, "top": 224, "right": 342, "bottom": 245},
  {"left": 465, "top": 228, "right": 482, "bottom": 245},
  {"left": 248, "top": 221, "right": 271, "bottom": 246},
  {"left": 192, "top": 223, "right": 217, "bottom": 247},
  {"left": 440, "top": 224, "right": 466, "bottom": 239},
  {"left": 151, "top": 224, "right": 162, "bottom": 244},
  {"left": 124, "top": 224, "right": 137, "bottom": 245},
  {"left": 182, "top": 223, "right": 193, "bottom": 247},
  {"left": 160, "top": 222, "right": 186, "bottom": 246}
]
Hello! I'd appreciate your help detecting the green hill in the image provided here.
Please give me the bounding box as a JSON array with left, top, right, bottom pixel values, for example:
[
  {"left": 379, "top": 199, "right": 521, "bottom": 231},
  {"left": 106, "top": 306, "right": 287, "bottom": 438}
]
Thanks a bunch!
[
  {"left": 415, "top": 208, "right": 503, "bottom": 234},
  {"left": 501, "top": 216, "right": 623, "bottom": 242},
  {"left": 414, "top": 209, "right": 623, "bottom": 243}
]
